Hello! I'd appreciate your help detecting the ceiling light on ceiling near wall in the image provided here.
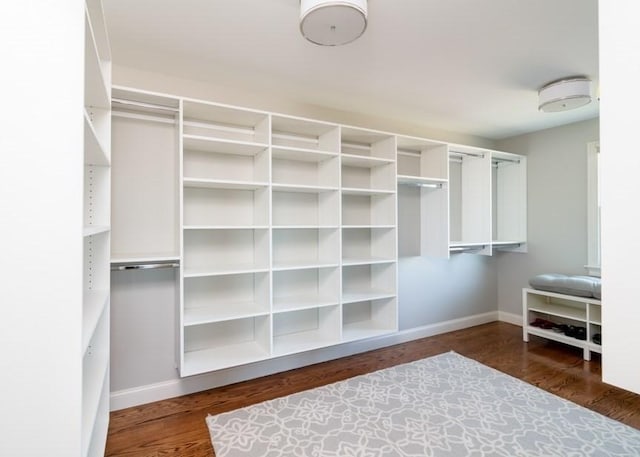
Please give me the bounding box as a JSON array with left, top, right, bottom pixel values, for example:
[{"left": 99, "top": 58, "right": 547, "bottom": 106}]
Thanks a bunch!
[
  {"left": 300, "top": 0, "right": 368, "bottom": 46},
  {"left": 538, "top": 77, "right": 593, "bottom": 112}
]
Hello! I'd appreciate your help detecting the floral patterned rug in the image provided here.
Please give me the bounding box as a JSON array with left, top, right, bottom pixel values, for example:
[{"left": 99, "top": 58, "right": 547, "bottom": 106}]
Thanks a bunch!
[{"left": 207, "top": 351, "right": 640, "bottom": 456}]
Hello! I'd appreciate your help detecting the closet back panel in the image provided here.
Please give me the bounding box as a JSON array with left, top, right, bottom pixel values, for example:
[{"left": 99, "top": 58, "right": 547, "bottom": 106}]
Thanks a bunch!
[
  {"left": 111, "top": 115, "right": 178, "bottom": 260},
  {"left": 183, "top": 229, "right": 269, "bottom": 271},
  {"left": 183, "top": 187, "right": 269, "bottom": 226},
  {"left": 183, "top": 149, "right": 268, "bottom": 183}
]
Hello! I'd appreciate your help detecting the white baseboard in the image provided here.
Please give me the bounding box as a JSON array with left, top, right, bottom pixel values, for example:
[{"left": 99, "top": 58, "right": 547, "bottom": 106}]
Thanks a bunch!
[
  {"left": 110, "top": 311, "right": 499, "bottom": 411},
  {"left": 498, "top": 311, "right": 522, "bottom": 326}
]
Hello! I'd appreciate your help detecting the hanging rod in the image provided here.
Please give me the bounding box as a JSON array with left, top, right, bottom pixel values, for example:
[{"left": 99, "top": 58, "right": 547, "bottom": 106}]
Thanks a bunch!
[
  {"left": 449, "top": 150, "right": 485, "bottom": 159},
  {"left": 493, "top": 242, "right": 523, "bottom": 249},
  {"left": 401, "top": 181, "right": 443, "bottom": 189},
  {"left": 449, "top": 244, "right": 487, "bottom": 253},
  {"left": 493, "top": 157, "right": 521, "bottom": 164},
  {"left": 111, "top": 262, "right": 180, "bottom": 271},
  {"left": 112, "top": 98, "right": 179, "bottom": 113}
]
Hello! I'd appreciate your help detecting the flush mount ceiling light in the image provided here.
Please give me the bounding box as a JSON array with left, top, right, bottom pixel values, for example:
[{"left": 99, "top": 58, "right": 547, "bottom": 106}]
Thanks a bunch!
[
  {"left": 538, "top": 77, "right": 593, "bottom": 112},
  {"left": 300, "top": 0, "right": 368, "bottom": 46}
]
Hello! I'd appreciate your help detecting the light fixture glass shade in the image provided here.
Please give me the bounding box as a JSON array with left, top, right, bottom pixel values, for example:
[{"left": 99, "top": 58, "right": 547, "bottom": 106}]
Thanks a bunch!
[
  {"left": 538, "top": 77, "right": 592, "bottom": 112},
  {"left": 300, "top": 0, "right": 368, "bottom": 46}
]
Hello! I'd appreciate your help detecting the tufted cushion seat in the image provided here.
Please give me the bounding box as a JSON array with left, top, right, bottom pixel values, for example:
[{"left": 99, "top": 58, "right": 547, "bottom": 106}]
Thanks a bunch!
[{"left": 529, "top": 273, "right": 601, "bottom": 299}]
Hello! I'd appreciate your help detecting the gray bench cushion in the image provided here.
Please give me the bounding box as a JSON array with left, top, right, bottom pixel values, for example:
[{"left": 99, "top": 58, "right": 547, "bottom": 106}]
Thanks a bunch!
[{"left": 529, "top": 273, "right": 601, "bottom": 299}]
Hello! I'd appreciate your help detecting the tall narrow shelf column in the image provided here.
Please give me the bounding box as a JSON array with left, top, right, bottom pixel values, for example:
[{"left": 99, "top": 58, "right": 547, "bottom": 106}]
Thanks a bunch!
[
  {"left": 271, "top": 115, "right": 341, "bottom": 357},
  {"left": 491, "top": 151, "right": 527, "bottom": 253},
  {"left": 83, "top": 0, "right": 111, "bottom": 455},
  {"left": 448, "top": 145, "right": 492, "bottom": 255},
  {"left": 179, "top": 100, "right": 271, "bottom": 376},
  {"left": 396, "top": 136, "right": 449, "bottom": 258},
  {"left": 340, "top": 127, "right": 399, "bottom": 342}
]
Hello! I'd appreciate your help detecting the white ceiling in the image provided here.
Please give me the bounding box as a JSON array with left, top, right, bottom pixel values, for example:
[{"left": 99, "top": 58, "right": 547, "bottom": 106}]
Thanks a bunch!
[{"left": 103, "top": 0, "right": 599, "bottom": 140}]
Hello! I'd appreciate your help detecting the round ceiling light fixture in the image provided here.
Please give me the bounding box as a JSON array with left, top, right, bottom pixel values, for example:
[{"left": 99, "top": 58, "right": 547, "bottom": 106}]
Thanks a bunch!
[
  {"left": 300, "top": 0, "right": 368, "bottom": 46},
  {"left": 538, "top": 77, "right": 593, "bottom": 112}
]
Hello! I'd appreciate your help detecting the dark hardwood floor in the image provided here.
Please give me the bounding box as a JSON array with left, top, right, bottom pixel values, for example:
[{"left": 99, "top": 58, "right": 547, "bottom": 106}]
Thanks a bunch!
[{"left": 105, "top": 321, "right": 640, "bottom": 456}]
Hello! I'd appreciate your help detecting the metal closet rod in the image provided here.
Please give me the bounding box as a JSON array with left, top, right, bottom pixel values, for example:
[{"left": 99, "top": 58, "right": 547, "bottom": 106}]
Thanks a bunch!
[
  {"left": 111, "top": 261, "right": 179, "bottom": 271},
  {"left": 449, "top": 150, "right": 485, "bottom": 159},
  {"left": 493, "top": 157, "right": 521, "bottom": 164},
  {"left": 402, "top": 182, "right": 443, "bottom": 189},
  {"left": 449, "top": 245, "right": 487, "bottom": 253}
]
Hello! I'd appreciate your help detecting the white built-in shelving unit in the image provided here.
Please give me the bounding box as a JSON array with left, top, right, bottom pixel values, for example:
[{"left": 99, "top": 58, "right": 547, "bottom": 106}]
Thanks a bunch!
[
  {"left": 398, "top": 142, "right": 527, "bottom": 258},
  {"left": 492, "top": 151, "right": 527, "bottom": 253},
  {"left": 83, "top": 0, "right": 111, "bottom": 455},
  {"left": 523, "top": 288, "right": 601, "bottom": 360},
  {"left": 111, "top": 85, "right": 525, "bottom": 378}
]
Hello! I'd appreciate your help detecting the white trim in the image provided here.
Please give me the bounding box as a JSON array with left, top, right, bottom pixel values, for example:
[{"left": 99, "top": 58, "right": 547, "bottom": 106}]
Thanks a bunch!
[
  {"left": 110, "top": 311, "right": 498, "bottom": 411},
  {"left": 586, "top": 141, "right": 601, "bottom": 276},
  {"left": 498, "top": 311, "right": 522, "bottom": 326}
]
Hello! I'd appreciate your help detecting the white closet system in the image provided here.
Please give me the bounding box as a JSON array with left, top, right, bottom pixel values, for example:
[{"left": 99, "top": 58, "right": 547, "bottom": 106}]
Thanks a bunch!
[
  {"left": 110, "top": 86, "right": 526, "bottom": 378},
  {"left": 83, "top": 0, "right": 111, "bottom": 455}
]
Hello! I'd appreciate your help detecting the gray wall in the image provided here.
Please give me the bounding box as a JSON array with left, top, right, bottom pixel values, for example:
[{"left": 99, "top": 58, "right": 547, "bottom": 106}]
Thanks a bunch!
[
  {"left": 397, "top": 185, "right": 497, "bottom": 329},
  {"left": 495, "top": 118, "right": 599, "bottom": 316}
]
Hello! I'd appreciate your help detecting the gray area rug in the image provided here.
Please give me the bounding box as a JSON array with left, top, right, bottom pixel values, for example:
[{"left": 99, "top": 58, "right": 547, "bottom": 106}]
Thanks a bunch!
[{"left": 207, "top": 351, "right": 640, "bottom": 456}]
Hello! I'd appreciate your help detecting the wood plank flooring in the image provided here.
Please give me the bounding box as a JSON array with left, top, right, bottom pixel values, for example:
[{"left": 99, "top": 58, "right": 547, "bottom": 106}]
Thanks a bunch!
[{"left": 105, "top": 322, "right": 640, "bottom": 456}]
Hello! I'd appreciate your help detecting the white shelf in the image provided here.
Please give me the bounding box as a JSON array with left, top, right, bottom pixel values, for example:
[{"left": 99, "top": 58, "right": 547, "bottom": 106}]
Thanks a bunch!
[
  {"left": 272, "top": 146, "right": 338, "bottom": 162},
  {"left": 183, "top": 134, "right": 267, "bottom": 156},
  {"left": 184, "top": 225, "right": 269, "bottom": 230},
  {"left": 397, "top": 175, "right": 447, "bottom": 186},
  {"left": 273, "top": 224, "right": 340, "bottom": 229},
  {"left": 272, "top": 183, "right": 338, "bottom": 193},
  {"left": 526, "top": 326, "right": 590, "bottom": 348},
  {"left": 83, "top": 226, "right": 110, "bottom": 237},
  {"left": 183, "top": 177, "right": 269, "bottom": 190},
  {"left": 82, "top": 290, "right": 109, "bottom": 354},
  {"left": 588, "top": 343, "right": 602, "bottom": 354},
  {"left": 342, "top": 321, "right": 394, "bottom": 342},
  {"left": 184, "top": 305, "right": 269, "bottom": 326},
  {"left": 183, "top": 342, "right": 270, "bottom": 376},
  {"left": 342, "top": 290, "right": 396, "bottom": 304},
  {"left": 342, "top": 257, "right": 395, "bottom": 266},
  {"left": 342, "top": 224, "right": 395, "bottom": 229},
  {"left": 183, "top": 265, "right": 269, "bottom": 278},
  {"left": 527, "top": 302, "right": 587, "bottom": 322},
  {"left": 272, "top": 260, "right": 340, "bottom": 271},
  {"left": 84, "top": 110, "right": 109, "bottom": 166},
  {"left": 110, "top": 254, "right": 179, "bottom": 264},
  {"left": 341, "top": 154, "right": 394, "bottom": 168},
  {"left": 341, "top": 187, "right": 395, "bottom": 196},
  {"left": 273, "top": 329, "right": 338, "bottom": 357},
  {"left": 273, "top": 295, "right": 339, "bottom": 313}
]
